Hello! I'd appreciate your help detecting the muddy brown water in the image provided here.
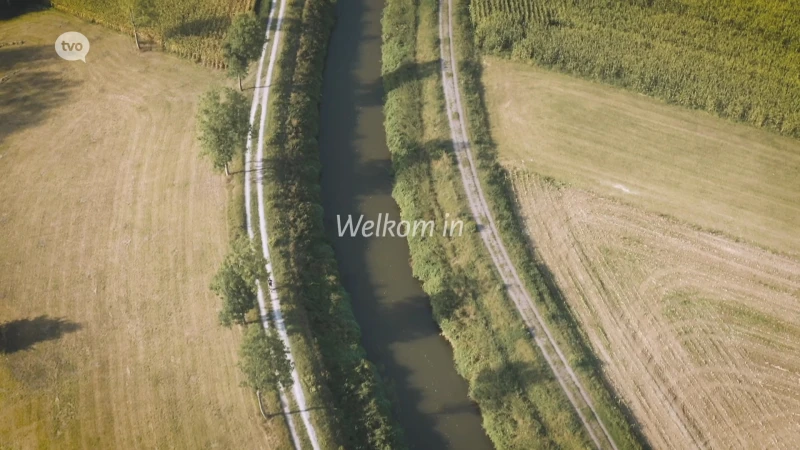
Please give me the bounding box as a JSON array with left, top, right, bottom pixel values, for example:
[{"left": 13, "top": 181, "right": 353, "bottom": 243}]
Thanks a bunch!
[{"left": 317, "top": 0, "right": 493, "bottom": 448}]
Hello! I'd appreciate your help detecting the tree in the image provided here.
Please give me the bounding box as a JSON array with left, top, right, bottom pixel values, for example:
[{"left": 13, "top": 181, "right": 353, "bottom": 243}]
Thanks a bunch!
[
  {"left": 223, "top": 13, "right": 265, "bottom": 90},
  {"left": 239, "top": 324, "right": 293, "bottom": 390},
  {"left": 125, "top": 0, "right": 158, "bottom": 50},
  {"left": 211, "top": 235, "right": 268, "bottom": 327},
  {"left": 196, "top": 86, "right": 250, "bottom": 175}
]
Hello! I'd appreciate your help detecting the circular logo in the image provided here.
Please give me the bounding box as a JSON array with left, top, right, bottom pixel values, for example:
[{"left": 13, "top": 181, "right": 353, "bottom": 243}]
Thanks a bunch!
[{"left": 55, "top": 31, "right": 90, "bottom": 62}]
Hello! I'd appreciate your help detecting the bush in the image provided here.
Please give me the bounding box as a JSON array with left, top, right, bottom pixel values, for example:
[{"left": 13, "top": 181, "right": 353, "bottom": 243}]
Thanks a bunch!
[
  {"left": 196, "top": 86, "right": 250, "bottom": 173},
  {"left": 239, "top": 324, "right": 293, "bottom": 390},
  {"left": 211, "top": 235, "right": 267, "bottom": 327}
]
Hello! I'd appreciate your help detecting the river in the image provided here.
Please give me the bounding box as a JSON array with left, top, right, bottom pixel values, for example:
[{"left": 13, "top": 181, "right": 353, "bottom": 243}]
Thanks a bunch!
[{"left": 317, "top": 0, "right": 493, "bottom": 448}]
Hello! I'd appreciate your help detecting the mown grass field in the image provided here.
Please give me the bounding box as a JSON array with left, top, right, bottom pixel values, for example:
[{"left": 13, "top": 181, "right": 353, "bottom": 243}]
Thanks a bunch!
[
  {"left": 482, "top": 57, "right": 800, "bottom": 257},
  {"left": 50, "top": 0, "right": 257, "bottom": 67},
  {"left": 0, "top": 11, "right": 290, "bottom": 449},
  {"left": 470, "top": 0, "right": 800, "bottom": 138},
  {"left": 482, "top": 56, "right": 800, "bottom": 448}
]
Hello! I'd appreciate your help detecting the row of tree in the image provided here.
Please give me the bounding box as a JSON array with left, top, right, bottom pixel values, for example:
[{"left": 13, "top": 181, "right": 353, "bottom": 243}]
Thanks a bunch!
[
  {"left": 195, "top": 13, "right": 266, "bottom": 175},
  {"left": 211, "top": 236, "right": 292, "bottom": 391},
  {"left": 198, "top": 5, "right": 404, "bottom": 446},
  {"left": 196, "top": 12, "right": 292, "bottom": 395}
]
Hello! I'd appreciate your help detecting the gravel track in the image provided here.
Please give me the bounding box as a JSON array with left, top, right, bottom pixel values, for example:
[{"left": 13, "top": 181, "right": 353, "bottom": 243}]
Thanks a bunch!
[
  {"left": 437, "top": 1, "right": 618, "bottom": 448},
  {"left": 244, "top": 1, "right": 321, "bottom": 448}
]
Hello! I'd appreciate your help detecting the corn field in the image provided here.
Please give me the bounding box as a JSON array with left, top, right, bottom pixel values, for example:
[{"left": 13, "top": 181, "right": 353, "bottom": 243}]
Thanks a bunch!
[
  {"left": 469, "top": 0, "right": 800, "bottom": 138},
  {"left": 51, "top": 0, "right": 257, "bottom": 68}
]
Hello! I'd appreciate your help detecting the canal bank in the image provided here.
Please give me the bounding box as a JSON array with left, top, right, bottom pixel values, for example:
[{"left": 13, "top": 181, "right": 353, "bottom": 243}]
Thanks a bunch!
[{"left": 317, "top": 0, "right": 492, "bottom": 448}]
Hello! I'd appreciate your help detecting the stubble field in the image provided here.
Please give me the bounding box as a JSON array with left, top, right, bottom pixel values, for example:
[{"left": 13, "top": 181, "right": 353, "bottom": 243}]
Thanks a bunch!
[
  {"left": 483, "top": 57, "right": 800, "bottom": 258},
  {"left": 483, "top": 57, "right": 800, "bottom": 448},
  {"left": 510, "top": 171, "right": 800, "bottom": 449},
  {"left": 0, "top": 11, "right": 289, "bottom": 449}
]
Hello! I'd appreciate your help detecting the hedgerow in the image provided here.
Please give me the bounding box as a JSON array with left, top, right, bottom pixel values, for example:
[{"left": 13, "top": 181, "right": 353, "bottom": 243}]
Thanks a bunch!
[{"left": 259, "top": 0, "right": 405, "bottom": 447}]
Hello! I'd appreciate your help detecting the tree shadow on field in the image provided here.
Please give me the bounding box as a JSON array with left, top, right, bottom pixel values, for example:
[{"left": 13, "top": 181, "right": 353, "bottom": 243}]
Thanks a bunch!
[
  {"left": 472, "top": 361, "right": 548, "bottom": 412},
  {"left": 0, "top": 45, "right": 79, "bottom": 145},
  {"left": 379, "top": 59, "right": 441, "bottom": 98},
  {"left": 0, "top": 316, "right": 82, "bottom": 354}
]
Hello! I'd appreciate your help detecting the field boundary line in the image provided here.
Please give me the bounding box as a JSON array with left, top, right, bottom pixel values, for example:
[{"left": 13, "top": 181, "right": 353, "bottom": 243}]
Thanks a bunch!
[
  {"left": 437, "top": 0, "right": 618, "bottom": 448},
  {"left": 244, "top": 0, "right": 320, "bottom": 448}
]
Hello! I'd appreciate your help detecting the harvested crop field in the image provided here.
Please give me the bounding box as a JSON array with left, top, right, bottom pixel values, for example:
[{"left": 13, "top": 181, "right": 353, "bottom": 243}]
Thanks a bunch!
[
  {"left": 509, "top": 171, "right": 800, "bottom": 449},
  {"left": 483, "top": 57, "right": 800, "bottom": 258},
  {"left": 481, "top": 57, "right": 800, "bottom": 449},
  {"left": 483, "top": 58, "right": 800, "bottom": 449},
  {"left": 0, "top": 11, "right": 288, "bottom": 449}
]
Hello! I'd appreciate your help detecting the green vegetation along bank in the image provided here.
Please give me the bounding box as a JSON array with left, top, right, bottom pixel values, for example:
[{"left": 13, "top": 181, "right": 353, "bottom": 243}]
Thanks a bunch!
[
  {"left": 200, "top": 0, "right": 403, "bottom": 446},
  {"left": 382, "top": 0, "right": 648, "bottom": 447},
  {"left": 255, "top": 0, "right": 405, "bottom": 447},
  {"left": 470, "top": 0, "right": 800, "bottom": 138}
]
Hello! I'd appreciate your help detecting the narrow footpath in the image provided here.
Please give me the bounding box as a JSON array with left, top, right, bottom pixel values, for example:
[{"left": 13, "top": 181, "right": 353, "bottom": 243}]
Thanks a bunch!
[{"left": 243, "top": 1, "right": 321, "bottom": 448}]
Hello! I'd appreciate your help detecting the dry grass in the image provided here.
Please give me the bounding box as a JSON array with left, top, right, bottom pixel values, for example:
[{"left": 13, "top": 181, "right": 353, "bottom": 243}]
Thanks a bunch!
[
  {"left": 481, "top": 57, "right": 800, "bottom": 448},
  {"left": 509, "top": 171, "right": 800, "bottom": 449},
  {"left": 0, "top": 11, "right": 289, "bottom": 449},
  {"left": 482, "top": 57, "right": 800, "bottom": 257}
]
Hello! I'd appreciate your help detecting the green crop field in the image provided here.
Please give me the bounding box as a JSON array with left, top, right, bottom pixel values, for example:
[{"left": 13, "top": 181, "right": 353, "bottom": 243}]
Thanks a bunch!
[
  {"left": 51, "top": 0, "right": 257, "bottom": 67},
  {"left": 469, "top": 0, "right": 800, "bottom": 138}
]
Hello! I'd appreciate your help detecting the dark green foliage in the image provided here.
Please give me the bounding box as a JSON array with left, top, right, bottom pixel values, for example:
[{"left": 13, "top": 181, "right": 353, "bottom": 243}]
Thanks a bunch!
[
  {"left": 196, "top": 86, "right": 250, "bottom": 173},
  {"left": 223, "top": 13, "right": 266, "bottom": 89},
  {"left": 239, "top": 324, "right": 293, "bottom": 390},
  {"left": 260, "top": 0, "right": 404, "bottom": 447},
  {"left": 382, "top": 0, "right": 581, "bottom": 447},
  {"left": 127, "top": 0, "right": 158, "bottom": 27},
  {"left": 211, "top": 235, "right": 268, "bottom": 327},
  {"left": 0, "top": 0, "right": 47, "bottom": 19},
  {"left": 470, "top": 0, "right": 800, "bottom": 138}
]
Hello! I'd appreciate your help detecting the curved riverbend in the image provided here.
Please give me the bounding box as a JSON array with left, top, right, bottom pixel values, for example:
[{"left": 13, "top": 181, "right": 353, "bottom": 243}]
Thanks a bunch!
[{"left": 317, "top": 0, "right": 492, "bottom": 448}]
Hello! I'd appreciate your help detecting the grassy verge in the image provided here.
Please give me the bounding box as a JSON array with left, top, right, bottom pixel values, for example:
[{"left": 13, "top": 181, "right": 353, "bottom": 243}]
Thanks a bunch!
[
  {"left": 384, "top": 0, "right": 595, "bottom": 448},
  {"left": 382, "top": 0, "right": 648, "bottom": 448},
  {"left": 450, "top": 0, "right": 649, "bottom": 447},
  {"left": 256, "top": 0, "right": 405, "bottom": 448}
]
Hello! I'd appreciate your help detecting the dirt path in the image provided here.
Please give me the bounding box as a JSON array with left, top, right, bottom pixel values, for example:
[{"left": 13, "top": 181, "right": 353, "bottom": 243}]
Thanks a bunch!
[
  {"left": 244, "top": 1, "right": 321, "bottom": 448},
  {"left": 437, "top": 1, "right": 617, "bottom": 448}
]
